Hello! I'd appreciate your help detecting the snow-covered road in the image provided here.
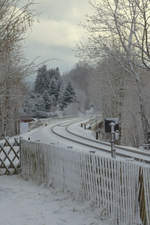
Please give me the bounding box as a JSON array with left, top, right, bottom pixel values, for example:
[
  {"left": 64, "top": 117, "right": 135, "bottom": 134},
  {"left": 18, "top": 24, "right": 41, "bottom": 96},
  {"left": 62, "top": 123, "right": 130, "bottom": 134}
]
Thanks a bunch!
[
  {"left": 0, "top": 175, "right": 106, "bottom": 225},
  {"left": 22, "top": 117, "right": 81, "bottom": 145}
]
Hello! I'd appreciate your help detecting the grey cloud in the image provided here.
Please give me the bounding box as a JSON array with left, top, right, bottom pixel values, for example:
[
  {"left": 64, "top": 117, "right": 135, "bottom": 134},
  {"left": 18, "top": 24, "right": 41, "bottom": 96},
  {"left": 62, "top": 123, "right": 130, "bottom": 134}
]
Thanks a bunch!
[
  {"left": 24, "top": 0, "right": 89, "bottom": 73},
  {"left": 35, "top": 0, "right": 89, "bottom": 22},
  {"left": 24, "top": 40, "right": 77, "bottom": 72}
]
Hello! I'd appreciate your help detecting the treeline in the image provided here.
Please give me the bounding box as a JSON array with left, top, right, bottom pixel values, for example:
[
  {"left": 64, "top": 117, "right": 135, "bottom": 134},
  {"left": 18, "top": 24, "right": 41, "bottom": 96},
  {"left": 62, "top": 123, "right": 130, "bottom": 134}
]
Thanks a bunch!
[
  {"left": 24, "top": 65, "right": 76, "bottom": 117},
  {"left": 62, "top": 58, "right": 150, "bottom": 147},
  {"left": 75, "top": 0, "right": 150, "bottom": 147}
]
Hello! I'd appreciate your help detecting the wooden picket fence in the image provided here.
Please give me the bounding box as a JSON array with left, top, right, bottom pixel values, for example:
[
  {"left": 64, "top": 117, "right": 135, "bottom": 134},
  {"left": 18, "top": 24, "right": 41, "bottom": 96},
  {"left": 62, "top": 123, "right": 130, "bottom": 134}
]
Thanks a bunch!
[
  {"left": 21, "top": 140, "right": 150, "bottom": 225},
  {"left": 0, "top": 137, "right": 20, "bottom": 175}
]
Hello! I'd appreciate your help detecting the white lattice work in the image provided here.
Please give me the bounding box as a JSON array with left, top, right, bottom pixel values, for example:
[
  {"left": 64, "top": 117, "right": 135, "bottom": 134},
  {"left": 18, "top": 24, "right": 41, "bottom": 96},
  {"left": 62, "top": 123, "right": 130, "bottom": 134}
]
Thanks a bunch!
[
  {"left": 21, "top": 140, "right": 149, "bottom": 225},
  {"left": 0, "top": 138, "right": 20, "bottom": 175}
]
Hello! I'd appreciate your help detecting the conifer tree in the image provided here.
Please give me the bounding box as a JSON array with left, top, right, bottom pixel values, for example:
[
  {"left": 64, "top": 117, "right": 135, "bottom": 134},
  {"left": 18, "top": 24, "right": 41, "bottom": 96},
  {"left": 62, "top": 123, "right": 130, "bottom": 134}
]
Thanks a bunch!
[
  {"left": 49, "top": 79, "right": 58, "bottom": 100},
  {"left": 43, "top": 90, "right": 51, "bottom": 111},
  {"left": 28, "top": 66, "right": 76, "bottom": 114},
  {"left": 34, "top": 65, "right": 48, "bottom": 94},
  {"left": 60, "top": 82, "right": 76, "bottom": 110}
]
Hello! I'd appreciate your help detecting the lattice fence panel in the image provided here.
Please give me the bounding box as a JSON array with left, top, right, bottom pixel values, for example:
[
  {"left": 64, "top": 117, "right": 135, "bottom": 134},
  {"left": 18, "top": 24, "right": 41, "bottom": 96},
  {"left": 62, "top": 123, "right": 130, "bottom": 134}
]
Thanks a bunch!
[{"left": 0, "top": 137, "right": 20, "bottom": 175}]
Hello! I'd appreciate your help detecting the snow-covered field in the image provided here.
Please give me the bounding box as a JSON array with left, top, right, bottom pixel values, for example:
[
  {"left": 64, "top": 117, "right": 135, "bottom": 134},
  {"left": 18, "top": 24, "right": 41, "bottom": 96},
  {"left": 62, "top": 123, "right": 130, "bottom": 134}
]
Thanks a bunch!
[{"left": 0, "top": 175, "right": 106, "bottom": 225}]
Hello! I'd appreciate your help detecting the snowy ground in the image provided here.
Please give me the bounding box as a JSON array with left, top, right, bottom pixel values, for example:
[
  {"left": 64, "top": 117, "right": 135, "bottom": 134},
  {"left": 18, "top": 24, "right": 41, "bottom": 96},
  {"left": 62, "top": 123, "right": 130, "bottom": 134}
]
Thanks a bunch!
[
  {"left": 21, "top": 117, "right": 147, "bottom": 163},
  {"left": 0, "top": 175, "right": 106, "bottom": 225},
  {"left": 0, "top": 117, "right": 145, "bottom": 225},
  {"left": 21, "top": 117, "right": 95, "bottom": 143},
  {"left": 0, "top": 117, "right": 109, "bottom": 225},
  {"left": 21, "top": 117, "right": 85, "bottom": 145}
]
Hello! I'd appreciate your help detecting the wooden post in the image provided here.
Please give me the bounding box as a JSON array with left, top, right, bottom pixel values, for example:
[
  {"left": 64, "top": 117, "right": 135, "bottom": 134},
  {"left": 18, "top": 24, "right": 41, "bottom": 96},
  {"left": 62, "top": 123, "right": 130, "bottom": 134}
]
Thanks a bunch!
[
  {"left": 110, "top": 122, "right": 116, "bottom": 158},
  {"left": 96, "top": 131, "right": 98, "bottom": 140}
]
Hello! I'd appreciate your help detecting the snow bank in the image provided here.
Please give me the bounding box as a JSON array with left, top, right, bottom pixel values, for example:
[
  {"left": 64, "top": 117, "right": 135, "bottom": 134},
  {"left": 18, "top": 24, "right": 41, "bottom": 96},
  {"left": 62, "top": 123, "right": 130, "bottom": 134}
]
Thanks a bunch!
[{"left": 21, "top": 139, "right": 150, "bottom": 225}]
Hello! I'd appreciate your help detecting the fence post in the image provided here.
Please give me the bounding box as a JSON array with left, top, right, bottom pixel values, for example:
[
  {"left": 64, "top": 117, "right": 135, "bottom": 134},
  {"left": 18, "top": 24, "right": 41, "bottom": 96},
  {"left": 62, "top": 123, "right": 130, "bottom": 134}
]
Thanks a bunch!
[
  {"left": 110, "top": 122, "right": 116, "bottom": 158},
  {"left": 19, "top": 137, "right": 22, "bottom": 173}
]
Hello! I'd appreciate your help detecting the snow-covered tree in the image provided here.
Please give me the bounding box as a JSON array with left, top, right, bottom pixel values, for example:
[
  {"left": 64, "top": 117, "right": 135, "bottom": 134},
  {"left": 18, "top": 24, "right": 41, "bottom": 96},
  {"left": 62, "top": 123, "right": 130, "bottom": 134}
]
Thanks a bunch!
[
  {"left": 33, "top": 66, "right": 63, "bottom": 111},
  {"left": 35, "top": 67, "right": 62, "bottom": 96},
  {"left": 0, "top": 0, "right": 34, "bottom": 138},
  {"left": 34, "top": 65, "right": 48, "bottom": 94},
  {"left": 77, "top": 0, "right": 150, "bottom": 146},
  {"left": 49, "top": 79, "right": 59, "bottom": 100},
  {"left": 43, "top": 90, "right": 51, "bottom": 111},
  {"left": 25, "top": 66, "right": 77, "bottom": 115},
  {"left": 60, "top": 82, "right": 76, "bottom": 110},
  {"left": 24, "top": 92, "right": 45, "bottom": 115}
]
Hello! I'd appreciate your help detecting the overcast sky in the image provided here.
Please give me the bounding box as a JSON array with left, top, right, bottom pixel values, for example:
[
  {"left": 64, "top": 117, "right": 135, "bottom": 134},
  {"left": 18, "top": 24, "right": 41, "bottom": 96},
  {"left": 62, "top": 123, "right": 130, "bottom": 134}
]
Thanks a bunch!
[{"left": 24, "top": 0, "right": 90, "bottom": 74}]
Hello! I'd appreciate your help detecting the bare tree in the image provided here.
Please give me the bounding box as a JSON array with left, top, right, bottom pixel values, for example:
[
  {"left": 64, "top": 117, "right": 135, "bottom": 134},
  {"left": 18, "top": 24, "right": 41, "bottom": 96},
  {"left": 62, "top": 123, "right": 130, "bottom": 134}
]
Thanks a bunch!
[
  {"left": 0, "top": 0, "right": 35, "bottom": 137},
  {"left": 0, "top": 0, "right": 34, "bottom": 53},
  {"left": 78, "top": 0, "right": 150, "bottom": 144}
]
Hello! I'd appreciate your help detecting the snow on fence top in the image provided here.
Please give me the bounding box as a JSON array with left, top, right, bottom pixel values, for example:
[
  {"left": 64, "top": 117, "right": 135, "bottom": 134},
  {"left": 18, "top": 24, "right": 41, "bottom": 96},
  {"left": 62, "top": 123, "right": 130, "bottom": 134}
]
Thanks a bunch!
[{"left": 21, "top": 139, "right": 150, "bottom": 225}]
